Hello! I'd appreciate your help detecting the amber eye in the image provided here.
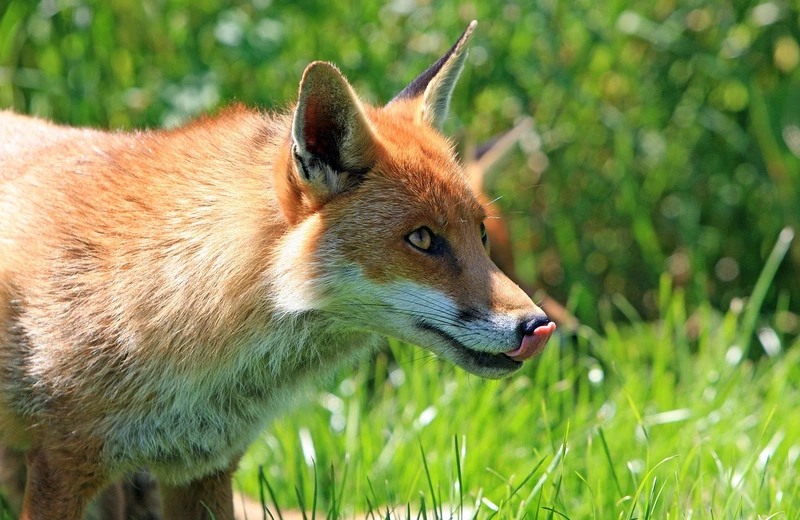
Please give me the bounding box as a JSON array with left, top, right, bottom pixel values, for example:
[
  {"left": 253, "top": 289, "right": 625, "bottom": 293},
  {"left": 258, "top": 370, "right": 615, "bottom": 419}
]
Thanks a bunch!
[
  {"left": 480, "top": 222, "right": 488, "bottom": 246},
  {"left": 407, "top": 227, "right": 433, "bottom": 251}
]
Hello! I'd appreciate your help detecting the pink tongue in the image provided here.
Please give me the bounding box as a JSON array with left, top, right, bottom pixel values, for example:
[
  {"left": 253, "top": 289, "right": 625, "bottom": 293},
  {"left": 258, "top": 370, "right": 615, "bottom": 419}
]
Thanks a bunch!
[{"left": 506, "top": 322, "right": 556, "bottom": 362}]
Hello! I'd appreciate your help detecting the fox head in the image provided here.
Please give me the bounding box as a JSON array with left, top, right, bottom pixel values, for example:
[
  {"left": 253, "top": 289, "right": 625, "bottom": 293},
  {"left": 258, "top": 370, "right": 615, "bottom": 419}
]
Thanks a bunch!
[{"left": 271, "top": 21, "right": 554, "bottom": 378}]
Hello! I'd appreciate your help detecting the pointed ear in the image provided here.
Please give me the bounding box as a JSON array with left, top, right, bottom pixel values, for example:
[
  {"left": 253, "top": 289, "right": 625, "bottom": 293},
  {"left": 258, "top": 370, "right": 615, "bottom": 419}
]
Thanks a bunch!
[
  {"left": 291, "top": 61, "right": 377, "bottom": 198},
  {"left": 389, "top": 21, "right": 477, "bottom": 130}
]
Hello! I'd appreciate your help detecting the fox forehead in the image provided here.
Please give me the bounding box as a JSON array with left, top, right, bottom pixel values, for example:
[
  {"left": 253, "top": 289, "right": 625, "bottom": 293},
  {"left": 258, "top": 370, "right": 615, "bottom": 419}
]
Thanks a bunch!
[{"left": 362, "top": 104, "right": 486, "bottom": 228}]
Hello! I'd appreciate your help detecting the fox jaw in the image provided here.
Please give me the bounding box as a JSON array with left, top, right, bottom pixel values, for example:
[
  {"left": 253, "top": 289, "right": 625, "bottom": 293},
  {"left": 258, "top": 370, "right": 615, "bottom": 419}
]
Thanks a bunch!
[{"left": 271, "top": 21, "right": 554, "bottom": 379}]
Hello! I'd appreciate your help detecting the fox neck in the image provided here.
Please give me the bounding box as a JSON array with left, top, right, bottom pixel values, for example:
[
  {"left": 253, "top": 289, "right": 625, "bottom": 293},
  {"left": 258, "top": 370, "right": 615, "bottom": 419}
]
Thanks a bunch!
[
  {"left": 98, "top": 314, "right": 378, "bottom": 482},
  {"left": 236, "top": 312, "right": 378, "bottom": 391}
]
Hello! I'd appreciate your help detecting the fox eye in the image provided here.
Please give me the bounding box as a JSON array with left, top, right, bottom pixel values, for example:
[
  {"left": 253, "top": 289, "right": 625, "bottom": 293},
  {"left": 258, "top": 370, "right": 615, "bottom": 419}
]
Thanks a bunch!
[
  {"left": 407, "top": 227, "right": 433, "bottom": 251},
  {"left": 480, "top": 222, "right": 488, "bottom": 246}
]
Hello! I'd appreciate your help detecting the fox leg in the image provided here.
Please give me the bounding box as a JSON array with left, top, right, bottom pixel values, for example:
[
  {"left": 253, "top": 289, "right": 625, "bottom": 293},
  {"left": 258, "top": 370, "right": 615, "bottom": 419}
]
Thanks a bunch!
[
  {"left": 159, "top": 459, "right": 240, "bottom": 520},
  {"left": 89, "top": 481, "right": 126, "bottom": 520},
  {"left": 85, "top": 471, "right": 161, "bottom": 520},
  {"left": 119, "top": 469, "right": 162, "bottom": 519},
  {"left": 20, "top": 446, "right": 107, "bottom": 520}
]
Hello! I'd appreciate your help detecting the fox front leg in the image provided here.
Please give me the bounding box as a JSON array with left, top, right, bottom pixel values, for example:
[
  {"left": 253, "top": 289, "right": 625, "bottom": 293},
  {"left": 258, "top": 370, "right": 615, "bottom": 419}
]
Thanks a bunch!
[
  {"left": 20, "top": 446, "right": 108, "bottom": 520},
  {"left": 158, "top": 457, "right": 241, "bottom": 520}
]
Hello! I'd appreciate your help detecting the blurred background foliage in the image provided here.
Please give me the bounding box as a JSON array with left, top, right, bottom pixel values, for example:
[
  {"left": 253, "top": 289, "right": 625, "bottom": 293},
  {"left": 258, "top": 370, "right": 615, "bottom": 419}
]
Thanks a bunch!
[{"left": 1, "top": 0, "right": 798, "bottom": 327}]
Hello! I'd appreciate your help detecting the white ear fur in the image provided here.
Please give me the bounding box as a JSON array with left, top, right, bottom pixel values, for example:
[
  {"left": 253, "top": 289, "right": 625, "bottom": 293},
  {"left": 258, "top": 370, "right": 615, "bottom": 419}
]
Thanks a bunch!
[
  {"left": 389, "top": 21, "right": 477, "bottom": 130},
  {"left": 291, "top": 61, "right": 377, "bottom": 197}
]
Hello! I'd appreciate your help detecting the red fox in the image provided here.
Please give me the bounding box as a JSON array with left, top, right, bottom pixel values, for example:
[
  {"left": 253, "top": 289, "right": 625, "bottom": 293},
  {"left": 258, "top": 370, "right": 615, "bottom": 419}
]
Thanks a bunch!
[{"left": 0, "top": 22, "right": 554, "bottom": 520}]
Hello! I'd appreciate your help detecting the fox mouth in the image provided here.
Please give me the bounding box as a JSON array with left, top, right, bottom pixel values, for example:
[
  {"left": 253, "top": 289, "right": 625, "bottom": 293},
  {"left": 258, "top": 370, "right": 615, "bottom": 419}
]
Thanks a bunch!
[{"left": 414, "top": 321, "right": 521, "bottom": 374}]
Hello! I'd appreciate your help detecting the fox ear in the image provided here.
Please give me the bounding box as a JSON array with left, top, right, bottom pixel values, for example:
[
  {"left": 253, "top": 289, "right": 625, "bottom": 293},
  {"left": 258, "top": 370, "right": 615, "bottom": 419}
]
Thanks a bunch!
[
  {"left": 389, "top": 21, "right": 477, "bottom": 130},
  {"left": 291, "top": 61, "right": 377, "bottom": 197}
]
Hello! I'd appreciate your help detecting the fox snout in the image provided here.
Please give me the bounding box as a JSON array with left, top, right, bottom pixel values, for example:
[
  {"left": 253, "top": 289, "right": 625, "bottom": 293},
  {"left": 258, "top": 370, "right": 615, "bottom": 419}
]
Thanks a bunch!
[
  {"left": 439, "top": 266, "right": 556, "bottom": 377},
  {"left": 507, "top": 314, "right": 557, "bottom": 362}
]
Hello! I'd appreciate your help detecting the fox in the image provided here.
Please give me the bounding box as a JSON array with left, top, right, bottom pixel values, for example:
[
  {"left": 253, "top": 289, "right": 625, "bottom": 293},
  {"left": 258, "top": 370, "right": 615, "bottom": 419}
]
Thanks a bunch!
[{"left": 0, "top": 21, "right": 555, "bottom": 520}]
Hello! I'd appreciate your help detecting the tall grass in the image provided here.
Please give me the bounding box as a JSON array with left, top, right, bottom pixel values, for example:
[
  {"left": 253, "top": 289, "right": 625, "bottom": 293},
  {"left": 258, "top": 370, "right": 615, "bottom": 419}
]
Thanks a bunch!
[{"left": 238, "top": 231, "right": 798, "bottom": 519}]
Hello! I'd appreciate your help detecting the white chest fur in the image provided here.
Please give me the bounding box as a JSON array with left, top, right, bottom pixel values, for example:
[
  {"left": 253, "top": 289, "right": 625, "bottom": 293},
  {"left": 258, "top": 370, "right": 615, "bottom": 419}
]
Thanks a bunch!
[{"left": 99, "top": 322, "right": 378, "bottom": 484}]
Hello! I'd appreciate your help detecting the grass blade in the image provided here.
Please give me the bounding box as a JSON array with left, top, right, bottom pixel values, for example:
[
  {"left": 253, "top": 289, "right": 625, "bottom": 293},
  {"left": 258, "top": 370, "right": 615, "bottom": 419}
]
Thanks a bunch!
[
  {"left": 295, "top": 485, "right": 308, "bottom": 520},
  {"left": 336, "top": 455, "right": 350, "bottom": 520},
  {"left": 419, "top": 439, "right": 439, "bottom": 520},
  {"left": 454, "top": 435, "right": 464, "bottom": 520},
  {"left": 598, "top": 427, "right": 624, "bottom": 498},
  {"left": 260, "top": 466, "right": 284, "bottom": 520},
  {"left": 311, "top": 461, "right": 318, "bottom": 520},
  {"left": 739, "top": 227, "right": 794, "bottom": 355},
  {"left": 541, "top": 507, "right": 570, "bottom": 519},
  {"left": 327, "top": 463, "right": 336, "bottom": 520}
]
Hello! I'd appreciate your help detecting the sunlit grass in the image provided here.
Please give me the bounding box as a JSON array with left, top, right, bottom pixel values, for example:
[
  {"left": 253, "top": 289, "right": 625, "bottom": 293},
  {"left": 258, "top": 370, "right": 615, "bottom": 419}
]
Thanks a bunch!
[
  {"left": 239, "top": 305, "right": 800, "bottom": 518},
  {"left": 239, "top": 315, "right": 800, "bottom": 518},
  {"left": 238, "top": 235, "right": 799, "bottom": 519}
]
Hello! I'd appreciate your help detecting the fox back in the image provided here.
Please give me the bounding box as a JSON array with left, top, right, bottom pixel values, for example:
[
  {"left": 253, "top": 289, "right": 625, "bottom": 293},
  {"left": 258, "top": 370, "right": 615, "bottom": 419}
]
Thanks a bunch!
[{"left": 0, "top": 22, "right": 554, "bottom": 520}]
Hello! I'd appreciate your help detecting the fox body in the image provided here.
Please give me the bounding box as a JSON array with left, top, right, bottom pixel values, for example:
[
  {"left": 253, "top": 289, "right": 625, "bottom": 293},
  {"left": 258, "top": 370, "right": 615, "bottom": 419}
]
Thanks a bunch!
[{"left": 0, "top": 22, "right": 553, "bottom": 519}]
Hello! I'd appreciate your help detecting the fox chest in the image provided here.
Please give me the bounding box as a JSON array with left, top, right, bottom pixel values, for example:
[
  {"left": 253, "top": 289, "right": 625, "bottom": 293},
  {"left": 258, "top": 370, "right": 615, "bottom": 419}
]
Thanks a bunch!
[
  {"left": 100, "top": 332, "right": 377, "bottom": 483},
  {"left": 103, "top": 377, "right": 304, "bottom": 483}
]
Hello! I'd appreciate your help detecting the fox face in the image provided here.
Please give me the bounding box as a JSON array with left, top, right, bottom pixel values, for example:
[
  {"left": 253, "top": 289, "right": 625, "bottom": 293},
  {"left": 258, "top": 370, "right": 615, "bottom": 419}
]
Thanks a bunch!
[{"left": 271, "top": 22, "right": 554, "bottom": 378}]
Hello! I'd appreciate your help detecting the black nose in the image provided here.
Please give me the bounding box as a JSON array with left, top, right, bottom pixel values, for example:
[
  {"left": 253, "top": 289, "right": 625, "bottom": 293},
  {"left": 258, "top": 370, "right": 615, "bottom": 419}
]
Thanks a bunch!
[{"left": 520, "top": 314, "right": 551, "bottom": 336}]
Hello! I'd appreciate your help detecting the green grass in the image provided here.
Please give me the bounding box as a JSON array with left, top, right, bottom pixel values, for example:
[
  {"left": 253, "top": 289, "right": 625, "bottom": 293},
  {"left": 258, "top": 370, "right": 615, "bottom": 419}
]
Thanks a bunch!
[
  {"left": 237, "top": 315, "right": 800, "bottom": 518},
  {"left": 235, "top": 233, "right": 800, "bottom": 519}
]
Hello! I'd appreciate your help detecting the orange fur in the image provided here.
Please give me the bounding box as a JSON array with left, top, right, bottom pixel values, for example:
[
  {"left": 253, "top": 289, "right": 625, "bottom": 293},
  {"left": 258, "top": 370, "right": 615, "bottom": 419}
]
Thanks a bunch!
[
  {"left": 464, "top": 120, "right": 578, "bottom": 330},
  {"left": 0, "top": 22, "right": 553, "bottom": 519}
]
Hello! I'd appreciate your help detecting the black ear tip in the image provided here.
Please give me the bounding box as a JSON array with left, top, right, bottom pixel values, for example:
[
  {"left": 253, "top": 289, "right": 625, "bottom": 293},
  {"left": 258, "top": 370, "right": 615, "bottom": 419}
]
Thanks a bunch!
[{"left": 390, "top": 21, "right": 478, "bottom": 105}]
